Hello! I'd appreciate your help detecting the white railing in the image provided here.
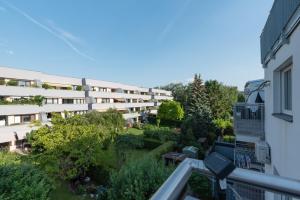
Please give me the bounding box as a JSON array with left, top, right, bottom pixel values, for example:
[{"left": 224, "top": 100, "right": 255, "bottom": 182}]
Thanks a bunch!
[
  {"left": 0, "top": 85, "right": 85, "bottom": 98},
  {"left": 151, "top": 158, "right": 300, "bottom": 200}
]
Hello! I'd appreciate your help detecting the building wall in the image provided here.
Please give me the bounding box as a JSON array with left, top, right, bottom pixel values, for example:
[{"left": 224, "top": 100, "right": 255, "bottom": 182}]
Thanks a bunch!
[
  {"left": 0, "top": 66, "right": 172, "bottom": 144},
  {"left": 264, "top": 22, "right": 300, "bottom": 179}
]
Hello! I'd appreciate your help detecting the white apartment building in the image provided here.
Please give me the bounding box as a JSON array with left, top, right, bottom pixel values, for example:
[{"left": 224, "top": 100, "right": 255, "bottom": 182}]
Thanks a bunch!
[
  {"left": 0, "top": 66, "right": 172, "bottom": 144},
  {"left": 261, "top": 0, "right": 300, "bottom": 181}
]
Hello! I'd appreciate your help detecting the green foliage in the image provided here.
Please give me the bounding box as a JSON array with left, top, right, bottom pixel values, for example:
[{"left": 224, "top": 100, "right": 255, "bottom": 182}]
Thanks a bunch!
[
  {"left": 0, "top": 79, "right": 5, "bottom": 85},
  {"left": 148, "top": 141, "right": 175, "bottom": 159},
  {"left": 157, "top": 83, "right": 189, "bottom": 111},
  {"left": 205, "top": 80, "right": 238, "bottom": 119},
  {"left": 0, "top": 151, "right": 53, "bottom": 200},
  {"left": 0, "top": 95, "right": 45, "bottom": 106},
  {"left": 187, "top": 74, "right": 210, "bottom": 115},
  {"left": 143, "top": 126, "right": 178, "bottom": 142},
  {"left": 182, "top": 104, "right": 215, "bottom": 139},
  {"left": 223, "top": 135, "right": 235, "bottom": 143},
  {"left": 27, "top": 110, "right": 124, "bottom": 180},
  {"left": 42, "top": 83, "right": 54, "bottom": 89},
  {"left": 116, "top": 134, "right": 144, "bottom": 150},
  {"left": 157, "top": 100, "right": 184, "bottom": 121},
  {"left": 65, "top": 86, "right": 73, "bottom": 90},
  {"left": 6, "top": 79, "right": 18, "bottom": 86},
  {"left": 188, "top": 173, "right": 212, "bottom": 199},
  {"left": 238, "top": 92, "right": 245, "bottom": 102},
  {"left": 143, "top": 138, "right": 163, "bottom": 149},
  {"left": 107, "top": 157, "right": 173, "bottom": 200},
  {"left": 76, "top": 85, "right": 83, "bottom": 91},
  {"left": 213, "top": 118, "right": 233, "bottom": 136}
]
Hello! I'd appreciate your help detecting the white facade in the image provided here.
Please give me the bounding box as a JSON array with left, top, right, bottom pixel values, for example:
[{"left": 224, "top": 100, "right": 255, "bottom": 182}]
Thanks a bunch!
[
  {"left": 262, "top": 2, "right": 300, "bottom": 180},
  {"left": 0, "top": 66, "right": 172, "bottom": 144}
]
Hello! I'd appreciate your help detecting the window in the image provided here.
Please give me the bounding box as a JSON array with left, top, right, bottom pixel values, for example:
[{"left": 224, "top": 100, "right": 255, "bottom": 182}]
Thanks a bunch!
[
  {"left": 281, "top": 65, "right": 292, "bottom": 113},
  {"left": 273, "top": 58, "right": 293, "bottom": 121}
]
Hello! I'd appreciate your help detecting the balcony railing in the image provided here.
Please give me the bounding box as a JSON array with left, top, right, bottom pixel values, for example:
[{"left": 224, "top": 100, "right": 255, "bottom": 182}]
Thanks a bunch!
[
  {"left": 260, "top": 0, "right": 300, "bottom": 64},
  {"left": 233, "top": 103, "right": 264, "bottom": 139},
  {"left": 151, "top": 158, "right": 300, "bottom": 200}
]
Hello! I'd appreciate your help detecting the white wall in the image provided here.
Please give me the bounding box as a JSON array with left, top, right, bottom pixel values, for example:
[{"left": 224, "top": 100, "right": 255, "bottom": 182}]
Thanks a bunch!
[{"left": 264, "top": 22, "right": 300, "bottom": 179}]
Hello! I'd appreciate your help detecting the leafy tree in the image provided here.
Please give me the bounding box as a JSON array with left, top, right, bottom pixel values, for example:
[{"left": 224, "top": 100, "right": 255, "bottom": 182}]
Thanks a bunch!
[
  {"left": 107, "top": 157, "right": 173, "bottom": 200},
  {"left": 158, "top": 83, "right": 189, "bottom": 110},
  {"left": 237, "top": 92, "right": 245, "bottom": 102},
  {"left": 33, "top": 95, "right": 45, "bottom": 106},
  {"left": 27, "top": 110, "right": 124, "bottom": 180},
  {"left": 0, "top": 152, "right": 53, "bottom": 200},
  {"left": 157, "top": 100, "right": 184, "bottom": 121},
  {"left": 205, "top": 80, "right": 238, "bottom": 119}
]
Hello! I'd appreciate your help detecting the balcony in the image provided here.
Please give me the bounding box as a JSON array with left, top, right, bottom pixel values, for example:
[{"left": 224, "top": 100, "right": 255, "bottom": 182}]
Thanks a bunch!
[
  {"left": 260, "top": 0, "right": 300, "bottom": 64},
  {"left": 151, "top": 158, "right": 300, "bottom": 200},
  {"left": 233, "top": 103, "right": 264, "bottom": 140}
]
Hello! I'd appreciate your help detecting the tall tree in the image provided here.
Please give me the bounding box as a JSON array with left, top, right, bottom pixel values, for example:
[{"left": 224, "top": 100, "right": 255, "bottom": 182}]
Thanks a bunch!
[
  {"left": 187, "top": 74, "right": 209, "bottom": 115},
  {"left": 205, "top": 80, "right": 238, "bottom": 119}
]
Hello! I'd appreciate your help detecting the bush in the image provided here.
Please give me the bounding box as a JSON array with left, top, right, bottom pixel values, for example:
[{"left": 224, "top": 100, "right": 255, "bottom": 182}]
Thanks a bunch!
[
  {"left": 188, "top": 173, "right": 212, "bottom": 199},
  {"left": 116, "top": 134, "right": 144, "bottom": 150},
  {"left": 76, "top": 85, "right": 83, "bottom": 91},
  {"left": 223, "top": 135, "right": 235, "bottom": 143},
  {"left": 0, "top": 79, "right": 5, "bottom": 85},
  {"left": 144, "top": 126, "right": 178, "bottom": 142},
  {"left": 6, "top": 79, "right": 18, "bottom": 86},
  {"left": 107, "top": 157, "right": 173, "bottom": 200},
  {"left": 0, "top": 152, "right": 54, "bottom": 200},
  {"left": 213, "top": 118, "right": 233, "bottom": 136},
  {"left": 148, "top": 141, "right": 175, "bottom": 159},
  {"left": 143, "top": 138, "right": 163, "bottom": 149},
  {"left": 42, "top": 83, "right": 53, "bottom": 89}
]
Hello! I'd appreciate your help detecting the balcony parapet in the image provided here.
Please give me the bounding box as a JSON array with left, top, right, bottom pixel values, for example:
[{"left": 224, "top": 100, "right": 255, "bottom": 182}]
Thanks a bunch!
[{"left": 151, "top": 158, "right": 300, "bottom": 200}]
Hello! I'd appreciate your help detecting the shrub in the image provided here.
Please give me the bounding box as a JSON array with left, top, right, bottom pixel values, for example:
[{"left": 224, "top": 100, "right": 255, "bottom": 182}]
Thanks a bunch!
[
  {"left": 107, "top": 157, "right": 173, "bottom": 200},
  {"left": 116, "top": 134, "right": 144, "bottom": 150},
  {"left": 0, "top": 79, "right": 5, "bottom": 85},
  {"left": 213, "top": 118, "right": 233, "bottom": 136},
  {"left": 144, "top": 127, "right": 178, "bottom": 142},
  {"left": 148, "top": 141, "right": 175, "bottom": 159},
  {"left": 76, "top": 85, "right": 83, "bottom": 91},
  {"left": 143, "top": 138, "right": 163, "bottom": 149},
  {"left": 188, "top": 173, "right": 212, "bottom": 199},
  {"left": 6, "top": 79, "right": 18, "bottom": 86},
  {"left": 0, "top": 152, "right": 54, "bottom": 200},
  {"left": 42, "top": 83, "right": 53, "bottom": 89},
  {"left": 223, "top": 135, "right": 235, "bottom": 143}
]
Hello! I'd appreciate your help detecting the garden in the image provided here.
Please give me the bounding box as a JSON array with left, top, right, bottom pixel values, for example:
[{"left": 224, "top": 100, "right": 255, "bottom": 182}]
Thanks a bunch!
[{"left": 0, "top": 74, "right": 243, "bottom": 200}]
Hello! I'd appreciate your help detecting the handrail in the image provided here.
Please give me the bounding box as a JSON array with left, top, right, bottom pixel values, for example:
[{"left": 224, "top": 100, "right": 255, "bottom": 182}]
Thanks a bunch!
[{"left": 151, "top": 158, "right": 300, "bottom": 200}]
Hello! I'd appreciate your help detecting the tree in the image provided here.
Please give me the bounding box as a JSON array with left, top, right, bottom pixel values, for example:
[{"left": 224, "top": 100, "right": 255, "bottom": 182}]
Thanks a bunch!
[
  {"left": 186, "top": 74, "right": 209, "bottom": 115},
  {"left": 205, "top": 80, "right": 239, "bottom": 119},
  {"left": 158, "top": 83, "right": 189, "bottom": 110},
  {"left": 157, "top": 100, "right": 184, "bottom": 121},
  {"left": 27, "top": 110, "right": 124, "bottom": 180},
  {"left": 0, "top": 152, "right": 53, "bottom": 200}
]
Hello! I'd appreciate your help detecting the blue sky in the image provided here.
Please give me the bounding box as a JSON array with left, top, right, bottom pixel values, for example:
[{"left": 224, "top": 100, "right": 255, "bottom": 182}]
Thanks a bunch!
[{"left": 0, "top": 0, "right": 273, "bottom": 89}]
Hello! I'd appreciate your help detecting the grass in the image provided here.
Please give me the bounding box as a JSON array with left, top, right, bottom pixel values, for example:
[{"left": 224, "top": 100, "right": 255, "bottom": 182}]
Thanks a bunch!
[{"left": 126, "top": 127, "right": 144, "bottom": 135}]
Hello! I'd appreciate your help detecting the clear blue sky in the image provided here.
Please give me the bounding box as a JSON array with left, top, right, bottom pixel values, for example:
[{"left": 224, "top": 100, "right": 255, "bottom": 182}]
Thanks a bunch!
[{"left": 0, "top": 0, "right": 273, "bottom": 90}]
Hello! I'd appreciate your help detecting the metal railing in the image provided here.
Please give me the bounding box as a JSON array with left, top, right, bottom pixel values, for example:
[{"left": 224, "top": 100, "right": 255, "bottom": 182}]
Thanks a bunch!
[
  {"left": 151, "top": 158, "right": 300, "bottom": 200},
  {"left": 233, "top": 103, "right": 264, "bottom": 138},
  {"left": 260, "top": 0, "right": 300, "bottom": 64}
]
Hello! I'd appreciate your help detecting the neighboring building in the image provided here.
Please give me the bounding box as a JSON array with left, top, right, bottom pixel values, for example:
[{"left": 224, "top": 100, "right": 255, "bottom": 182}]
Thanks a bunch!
[
  {"left": 0, "top": 66, "right": 172, "bottom": 144},
  {"left": 261, "top": 0, "right": 300, "bottom": 181},
  {"left": 244, "top": 79, "right": 265, "bottom": 104}
]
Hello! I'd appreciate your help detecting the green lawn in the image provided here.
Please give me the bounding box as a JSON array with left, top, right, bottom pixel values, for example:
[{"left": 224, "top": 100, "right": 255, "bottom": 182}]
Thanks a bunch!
[{"left": 126, "top": 127, "right": 144, "bottom": 135}]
